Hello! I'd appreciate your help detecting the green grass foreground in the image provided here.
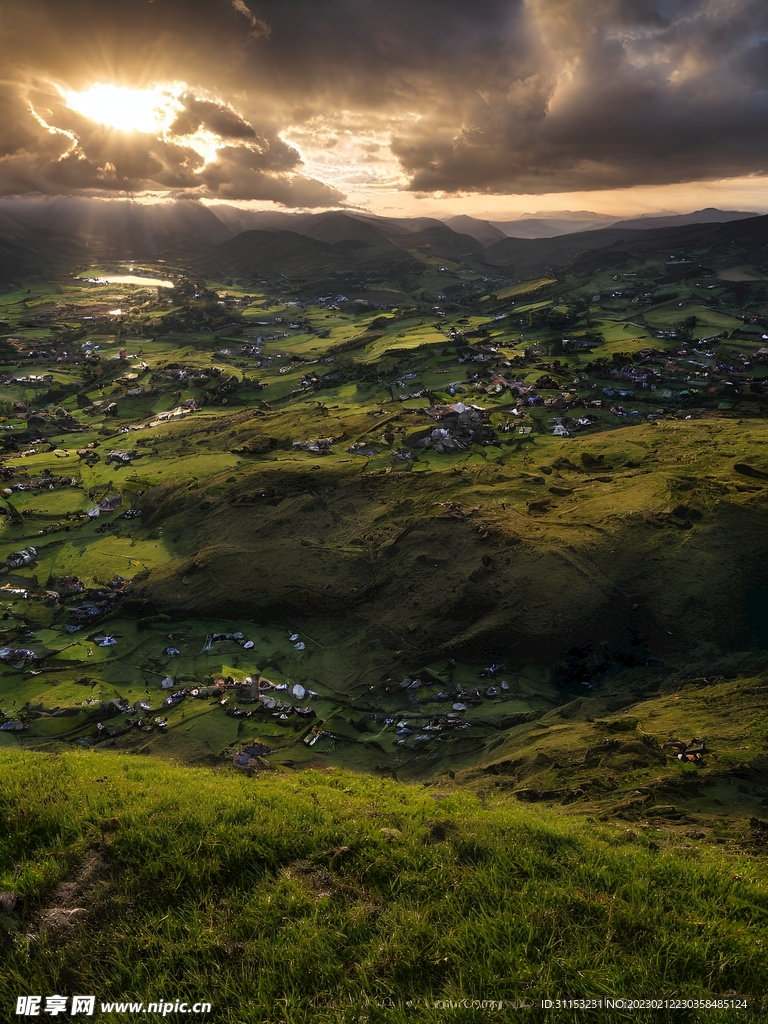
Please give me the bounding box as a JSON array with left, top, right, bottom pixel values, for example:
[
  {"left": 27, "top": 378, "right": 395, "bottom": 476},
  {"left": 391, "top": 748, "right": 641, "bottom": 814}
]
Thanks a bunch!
[{"left": 1, "top": 750, "right": 767, "bottom": 1023}]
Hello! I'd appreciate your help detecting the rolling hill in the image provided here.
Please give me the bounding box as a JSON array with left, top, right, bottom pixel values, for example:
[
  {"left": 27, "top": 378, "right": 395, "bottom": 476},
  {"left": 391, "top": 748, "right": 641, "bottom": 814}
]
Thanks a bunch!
[
  {"left": 611, "top": 207, "right": 758, "bottom": 232},
  {"left": 443, "top": 215, "right": 507, "bottom": 246},
  {"left": 2, "top": 199, "right": 768, "bottom": 309},
  {"left": 0, "top": 196, "right": 233, "bottom": 261}
]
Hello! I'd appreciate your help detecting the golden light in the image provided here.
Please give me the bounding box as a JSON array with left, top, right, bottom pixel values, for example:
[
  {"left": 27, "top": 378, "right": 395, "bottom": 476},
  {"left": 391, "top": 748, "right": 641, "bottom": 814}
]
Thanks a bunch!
[
  {"left": 59, "top": 83, "right": 184, "bottom": 135},
  {"left": 57, "top": 82, "right": 235, "bottom": 168},
  {"left": 280, "top": 112, "right": 415, "bottom": 204}
]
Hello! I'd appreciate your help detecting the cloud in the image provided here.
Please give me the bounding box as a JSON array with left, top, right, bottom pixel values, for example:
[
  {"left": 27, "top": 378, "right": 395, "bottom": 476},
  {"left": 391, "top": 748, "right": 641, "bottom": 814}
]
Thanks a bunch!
[
  {"left": 2, "top": 0, "right": 768, "bottom": 202},
  {"left": 0, "top": 76, "right": 338, "bottom": 205},
  {"left": 170, "top": 96, "right": 257, "bottom": 140},
  {"left": 231, "top": 0, "right": 271, "bottom": 39},
  {"left": 385, "top": 0, "right": 768, "bottom": 193},
  {"left": 197, "top": 145, "right": 345, "bottom": 205}
]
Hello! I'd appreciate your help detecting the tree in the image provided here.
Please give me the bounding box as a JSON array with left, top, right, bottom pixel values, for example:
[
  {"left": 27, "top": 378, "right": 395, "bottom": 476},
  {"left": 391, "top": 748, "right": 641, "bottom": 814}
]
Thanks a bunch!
[
  {"left": 676, "top": 315, "right": 698, "bottom": 342},
  {"left": 546, "top": 307, "right": 571, "bottom": 330}
]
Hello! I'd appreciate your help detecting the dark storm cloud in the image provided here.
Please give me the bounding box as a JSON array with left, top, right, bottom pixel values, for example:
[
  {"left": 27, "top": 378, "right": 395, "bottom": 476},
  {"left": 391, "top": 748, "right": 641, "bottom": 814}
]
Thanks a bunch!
[
  {"left": 388, "top": 0, "right": 768, "bottom": 192},
  {"left": 199, "top": 146, "right": 344, "bottom": 205},
  {"left": 1, "top": 0, "right": 768, "bottom": 199},
  {"left": 231, "top": 0, "right": 271, "bottom": 40},
  {"left": 0, "top": 81, "right": 200, "bottom": 196},
  {"left": 169, "top": 97, "right": 257, "bottom": 140}
]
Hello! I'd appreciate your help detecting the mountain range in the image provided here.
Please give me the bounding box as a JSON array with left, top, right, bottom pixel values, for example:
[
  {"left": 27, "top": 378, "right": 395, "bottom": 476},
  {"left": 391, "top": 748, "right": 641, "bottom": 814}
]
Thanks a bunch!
[
  {"left": 486, "top": 207, "right": 757, "bottom": 240},
  {"left": 0, "top": 197, "right": 766, "bottom": 294}
]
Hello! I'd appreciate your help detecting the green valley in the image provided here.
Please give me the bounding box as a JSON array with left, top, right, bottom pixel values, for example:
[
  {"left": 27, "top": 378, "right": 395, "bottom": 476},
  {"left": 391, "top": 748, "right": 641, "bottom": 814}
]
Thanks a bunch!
[{"left": 2, "top": 203, "right": 768, "bottom": 1019}]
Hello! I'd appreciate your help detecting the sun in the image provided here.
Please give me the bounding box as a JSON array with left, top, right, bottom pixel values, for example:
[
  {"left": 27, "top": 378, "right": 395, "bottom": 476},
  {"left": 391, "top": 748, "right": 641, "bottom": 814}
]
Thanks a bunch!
[
  {"left": 57, "top": 81, "right": 224, "bottom": 166},
  {"left": 59, "top": 82, "right": 184, "bottom": 135}
]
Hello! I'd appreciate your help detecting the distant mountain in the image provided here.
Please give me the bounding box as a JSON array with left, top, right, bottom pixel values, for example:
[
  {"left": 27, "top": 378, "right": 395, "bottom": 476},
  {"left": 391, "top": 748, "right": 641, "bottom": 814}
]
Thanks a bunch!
[
  {"left": 518, "top": 209, "right": 615, "bottom": 222},
  {"left": 380, "top": 221, "right": 486, "bottom": 262},
  {"left": 361, "top": 215, "right": 449, "bottom": 235},
  {"left": 0, "top": 199, "right": 513, "bottom": 288},
  {"left": 206, "top": 206, "right": 317, "bottom": 236},
  {"left": 443, "top": 215, "right": 507, "bottom": 246},
  {"left": 197, "top": 229, "right": 341, "bottom": 279},
  {"left": 479, "top": 213, "right": 768, "bottom": 283},
  {"left": 192, "top": 228, "right": 424, "bottom": 291},
  {"left": 0, "top": 235, "right": 82, "bottom": 286},
  {"left": 0, "top": 205, "right": 91, "bottom": 285},
  {"left": 3, "top": 197, "right": 766, "bottom": 297},
  {"left": 561, "top": 212, "right": 768, "bottom": 284},
  {"left": 0, "top": 197, "right": 233, "bottom": 258},
  {"left": 301, "top": 212, "right": 396, "bottom": 248},
  {"left": 491, "top": 216, "right": 615, "bottom": 239},
  {"left": 208, "top": 205, "right": 494, "bottom": 253},
  {"left": 488, "top": 207, "right": 760, "bottom": 240},
  {"left": 610, "top": 208, "right": 758, "bottom": 231},
  {"left": 481, "top": 227, "right": 645, "bottom": 277}
]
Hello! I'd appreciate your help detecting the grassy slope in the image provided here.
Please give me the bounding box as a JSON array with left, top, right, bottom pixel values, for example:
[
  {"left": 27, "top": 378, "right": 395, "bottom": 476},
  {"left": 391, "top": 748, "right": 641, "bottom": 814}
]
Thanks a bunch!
[
  {"left": 4, "top": 231, "right": 768, "bottom": 1019},
  {"left": 2, "top": 748, "right": 768, "bottom": 1023},
  {"left": 464, "top": 671, "right": 768, "bottom": 830},
  {"left": 132, "top": 417, "right": 768, "bottom": 672}
]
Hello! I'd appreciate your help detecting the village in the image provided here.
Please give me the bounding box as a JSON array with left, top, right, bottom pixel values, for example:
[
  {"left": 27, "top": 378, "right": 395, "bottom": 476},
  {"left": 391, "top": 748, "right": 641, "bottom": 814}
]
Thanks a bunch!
[{"left": 0, "top": 264, "right": 766, "bottom": 781}]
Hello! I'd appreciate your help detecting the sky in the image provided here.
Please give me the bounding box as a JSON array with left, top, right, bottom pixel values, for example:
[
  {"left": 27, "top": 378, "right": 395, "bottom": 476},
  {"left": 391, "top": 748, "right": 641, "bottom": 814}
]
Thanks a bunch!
[{"left": 2, "top": 0, "right": 768, "bottom": 219}]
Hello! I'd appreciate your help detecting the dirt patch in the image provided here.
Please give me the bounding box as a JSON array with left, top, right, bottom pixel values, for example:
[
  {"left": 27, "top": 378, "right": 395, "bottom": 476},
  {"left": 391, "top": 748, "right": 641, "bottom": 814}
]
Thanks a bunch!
[
  {"left": 36, "top": 849, "right": 110, "bottom": 934},
  {"left": 425, "top": 820, "right": 456, "bottom": 844},
  {"left": 0, "top": 891, "right": 16, "bottom": 914},
  {"left": 282, "top": 860, "right": 338, "bottom": 900}
]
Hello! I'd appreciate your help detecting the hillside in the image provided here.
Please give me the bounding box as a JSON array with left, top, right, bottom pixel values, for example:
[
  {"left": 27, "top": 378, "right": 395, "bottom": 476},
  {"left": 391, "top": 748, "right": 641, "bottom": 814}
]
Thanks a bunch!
[
  {"left": 0, "top": 197, "right": 233, "bottom": 262},
  {"left": 2, "top": 205, "right": 768, "bottom": 796},
  {"left": 0, "top": 197, "right": 768, "bottom": 1014},
  {"left": 301, "top": 213, "right": 399, "bottom": 248},
  {"left": 568, "top": 213, "right": 768, "bottom": 273},
  {"left": 6, "top": 202, "right": 767, "bottom": 305},
  {"left": 0, "top": 235, "right": 80, "bottom": 287},
  {"left": 491, "top": 215, "right": 615, "bottom": 239},
  {"left": 482, "top": 227, "right": 646, "bottom": 277},
  {"left": 612, "top": 209, "right": 758, "bottom": 232},
  {"left": 441, "top": 216, "right": 507, "bottom": 247},
  {"left": 193, "top": 227, "right": 425, "bottom": 295},
  {"left": 489, "top": 209, "right": 758, "bottom": 240},
  {"left": 1, "top": 748, "right": 766, "bottom": 1022}
]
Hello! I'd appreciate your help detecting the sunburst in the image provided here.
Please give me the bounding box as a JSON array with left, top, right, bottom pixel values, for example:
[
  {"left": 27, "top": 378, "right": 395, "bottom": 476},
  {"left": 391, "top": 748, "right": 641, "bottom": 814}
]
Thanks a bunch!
[
  {"left": 58, "top": 82, "right": 224, "bottom": 166},
  {"left": 59, "top": 82, "right": 184, "bottom": 135}
]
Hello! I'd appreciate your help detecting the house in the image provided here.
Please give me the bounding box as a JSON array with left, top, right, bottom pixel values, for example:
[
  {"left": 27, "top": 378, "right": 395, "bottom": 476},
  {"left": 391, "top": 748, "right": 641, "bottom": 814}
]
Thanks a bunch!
[
  {"left": 98, "top": 495, "right": 121, "bottom": 512},
  {"left": 552, "top": 424, "right": 570, "bottom": 437},
  {"left": 562, "top": 339, "right": 594, "bottom": 351}
]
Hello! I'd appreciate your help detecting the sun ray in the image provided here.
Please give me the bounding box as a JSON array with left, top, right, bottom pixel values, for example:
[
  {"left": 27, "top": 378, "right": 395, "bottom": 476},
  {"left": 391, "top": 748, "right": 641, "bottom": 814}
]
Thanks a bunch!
[
  {"left": 55, "top": 82, "right": 245, "bottom": 169},
  {"left": 58, "top": 82, "right": 185, "bottom": 135}
]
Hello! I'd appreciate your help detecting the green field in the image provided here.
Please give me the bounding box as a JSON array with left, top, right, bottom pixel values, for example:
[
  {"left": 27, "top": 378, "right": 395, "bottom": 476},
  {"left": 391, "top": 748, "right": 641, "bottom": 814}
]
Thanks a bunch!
[
  {"left": 2, "top": 221, "right": 768, "bottom": 1013},
  {"left": 2, "top": 748, "right": 767, "bottom": 1023},
  {"left": 494, "top": 278, "right": 557, "bottom": 301}
]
